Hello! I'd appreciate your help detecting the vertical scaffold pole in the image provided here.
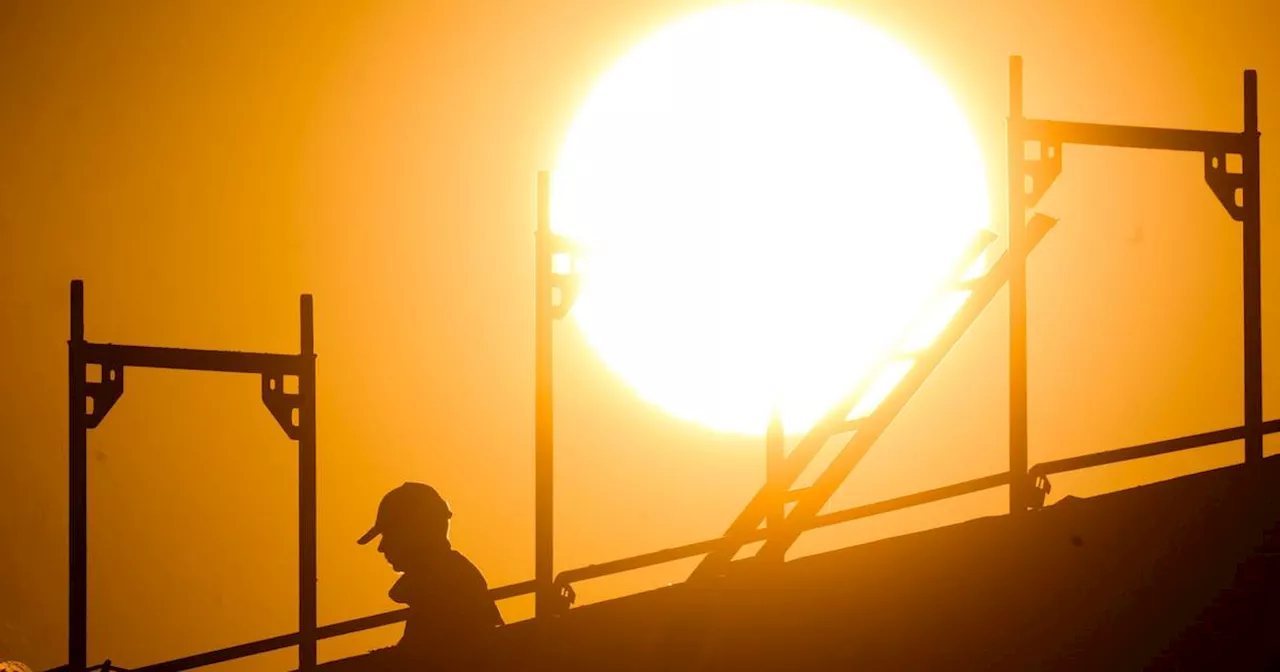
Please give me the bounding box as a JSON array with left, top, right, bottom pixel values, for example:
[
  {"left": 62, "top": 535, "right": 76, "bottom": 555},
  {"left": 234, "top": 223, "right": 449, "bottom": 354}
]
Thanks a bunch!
[
  {"left": 1008, "top": 56, "right": 1029, "bottom": 512},
  {"left": 1243, "top": 70, "right": 1263, "bottom": 464},
  {"left": 298, "top": 295, "right": 317, "bottom": 672},
  {"left": 69, "top": 280, "right": 87, "bottom": 672},
  {"left": 766, "top": 407, "right": 784, "bottom": 531},
  {"left": 535, "top": 171, "right": 555, "bottom": 617}
]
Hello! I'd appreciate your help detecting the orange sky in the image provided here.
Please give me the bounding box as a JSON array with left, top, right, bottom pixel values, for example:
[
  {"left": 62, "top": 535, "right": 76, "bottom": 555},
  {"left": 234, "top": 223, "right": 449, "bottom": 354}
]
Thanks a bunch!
[{"left": 2, "top": 1, "right": 1279, "bottom": 670}]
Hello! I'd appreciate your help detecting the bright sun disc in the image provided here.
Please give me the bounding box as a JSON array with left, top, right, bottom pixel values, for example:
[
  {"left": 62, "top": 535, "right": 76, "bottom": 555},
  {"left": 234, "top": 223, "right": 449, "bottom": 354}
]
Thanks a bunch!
[{"left": 553, "top": 2, "right": 989, "bottom": 435}]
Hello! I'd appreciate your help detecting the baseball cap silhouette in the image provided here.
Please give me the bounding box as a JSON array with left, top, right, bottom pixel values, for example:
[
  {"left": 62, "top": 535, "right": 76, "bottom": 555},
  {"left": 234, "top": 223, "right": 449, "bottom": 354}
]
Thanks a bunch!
[{"left": 357, "top": 482, "right": 453, "bottom": 545}]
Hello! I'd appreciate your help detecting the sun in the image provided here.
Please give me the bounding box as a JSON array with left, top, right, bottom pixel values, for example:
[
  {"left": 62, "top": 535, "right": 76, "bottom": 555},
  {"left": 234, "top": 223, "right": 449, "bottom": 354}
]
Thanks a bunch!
[{"left": 552, "top": 2, "right": 989, "bottom": 436}]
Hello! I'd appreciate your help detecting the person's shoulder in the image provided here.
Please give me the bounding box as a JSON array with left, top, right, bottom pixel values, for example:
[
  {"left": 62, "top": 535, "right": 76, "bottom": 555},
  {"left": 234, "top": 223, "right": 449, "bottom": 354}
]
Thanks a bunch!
[
  {"left": 447, "top": 550, "right": 490, "bottom": 584},
  {"left": 446, "top": 550, "right": 505, "bottom": 626}
]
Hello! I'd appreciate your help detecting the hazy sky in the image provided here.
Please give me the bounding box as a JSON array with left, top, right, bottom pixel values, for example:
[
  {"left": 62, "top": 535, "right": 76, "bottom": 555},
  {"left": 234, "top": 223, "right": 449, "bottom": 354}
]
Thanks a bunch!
[{"left": 2, "top": 1, "right": 1278, "bottom": 670}]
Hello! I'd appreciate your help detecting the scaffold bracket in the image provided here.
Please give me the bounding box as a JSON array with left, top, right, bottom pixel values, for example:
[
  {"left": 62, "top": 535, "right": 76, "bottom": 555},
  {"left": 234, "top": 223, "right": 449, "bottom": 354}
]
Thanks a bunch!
[
  {"left": 83, "top": 358, "right": 124, "bottom": 429},
  {"left": 1023, "top": 140, "right": 1062, "bottom": 208},
  {"left": 1028, "top": 471, "right": 1052, "bottom": 510},
  {"left": 550, "top": 234, "right": 582, "bottom": 319},
  {"left": 261, "top": 372, "right": 303, "bottom": 441},
  {"left": 1203, "top": 150, "right": 1248, "bottom": 222}
]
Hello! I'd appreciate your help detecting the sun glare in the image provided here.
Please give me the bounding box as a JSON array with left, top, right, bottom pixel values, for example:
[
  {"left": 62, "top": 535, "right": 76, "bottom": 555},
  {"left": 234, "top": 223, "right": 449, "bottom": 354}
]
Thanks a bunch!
[{"left": 552, "top": 2, "right": 990, "bottom": 435}]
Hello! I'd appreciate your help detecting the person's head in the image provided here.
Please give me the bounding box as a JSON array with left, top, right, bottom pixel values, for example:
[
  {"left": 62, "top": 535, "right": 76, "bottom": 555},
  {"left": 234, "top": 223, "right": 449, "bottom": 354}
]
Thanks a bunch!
[{"left": 357, "top": 482, "right": 452, "bottom": 572}]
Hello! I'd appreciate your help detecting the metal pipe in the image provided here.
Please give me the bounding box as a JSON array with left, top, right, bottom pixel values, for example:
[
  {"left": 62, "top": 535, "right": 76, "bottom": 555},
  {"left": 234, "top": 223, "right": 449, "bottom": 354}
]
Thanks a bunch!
[
  {"left": 298, "top": 295, "right": 317, "bottom": 672},
  {"left": 80, "top": 343, "right": 303, "bottom": 375},
  {"left": 534, "top": 171, "right": 555, "bottom": 616},
  {"left": 1032, "top": 426, "right": 1249, "bottom": 477},
  {"left": 1243, "top": 70, "right": 1263, "bottom": 463},
  {"left": 1020, "top": 119, "right": 1244, "bottom": 153},
  {"left": 1007, "top": 55, "right": 1029, "bottom": 514},
  {"left": 1033, "top": 420, "right": 1280, "bottom": 477},
  {"left": 766, "top": 407, "right": 784, "bottom": 530},
  {"left": 131, "top": 581, "right": 539, "bottom": 672},
  {"left": 561, "top": 471, "right": 1012, "bottom": 586},
  {"left": 69, "top": 280, "right": 87, "bottom": 672},
  {"left": 804, "top": 472, "right": 1011, "bottom": 529}
]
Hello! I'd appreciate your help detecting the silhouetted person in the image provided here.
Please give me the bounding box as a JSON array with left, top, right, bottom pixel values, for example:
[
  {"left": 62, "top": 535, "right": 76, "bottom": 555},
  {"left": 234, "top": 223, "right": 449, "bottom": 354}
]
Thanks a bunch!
[{"left": 358, "top": 482, "right": 503, "bottom": 669}]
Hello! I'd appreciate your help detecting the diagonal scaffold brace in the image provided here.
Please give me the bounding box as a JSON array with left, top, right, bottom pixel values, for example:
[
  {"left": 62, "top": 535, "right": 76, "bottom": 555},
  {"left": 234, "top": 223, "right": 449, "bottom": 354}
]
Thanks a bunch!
[{"left": 689, "top": 215, "right": 1056, "bottom": 580}]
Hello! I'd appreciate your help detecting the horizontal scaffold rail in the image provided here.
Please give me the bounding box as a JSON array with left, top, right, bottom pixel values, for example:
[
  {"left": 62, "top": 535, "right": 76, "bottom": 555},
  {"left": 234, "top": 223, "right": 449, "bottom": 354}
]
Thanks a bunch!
[
  {"left": 82, "top": 343, "right": 309, "bottom": 375},
  {"left": 1021, "top": 119, "right": 1248, "bottom": 153},
  {"left": 1033, "top": 418, "right": 1280, "bottom": 479}
]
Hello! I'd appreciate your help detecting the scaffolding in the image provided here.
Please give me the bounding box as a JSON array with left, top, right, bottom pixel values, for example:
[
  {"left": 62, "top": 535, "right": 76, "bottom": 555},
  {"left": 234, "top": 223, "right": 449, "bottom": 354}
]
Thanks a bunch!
[
  {"left": 57, "top": 56, "right": 1276, "bottom": 672},
  {"left": 65, "top": 283, "right": 318, "bottom": 672}
]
